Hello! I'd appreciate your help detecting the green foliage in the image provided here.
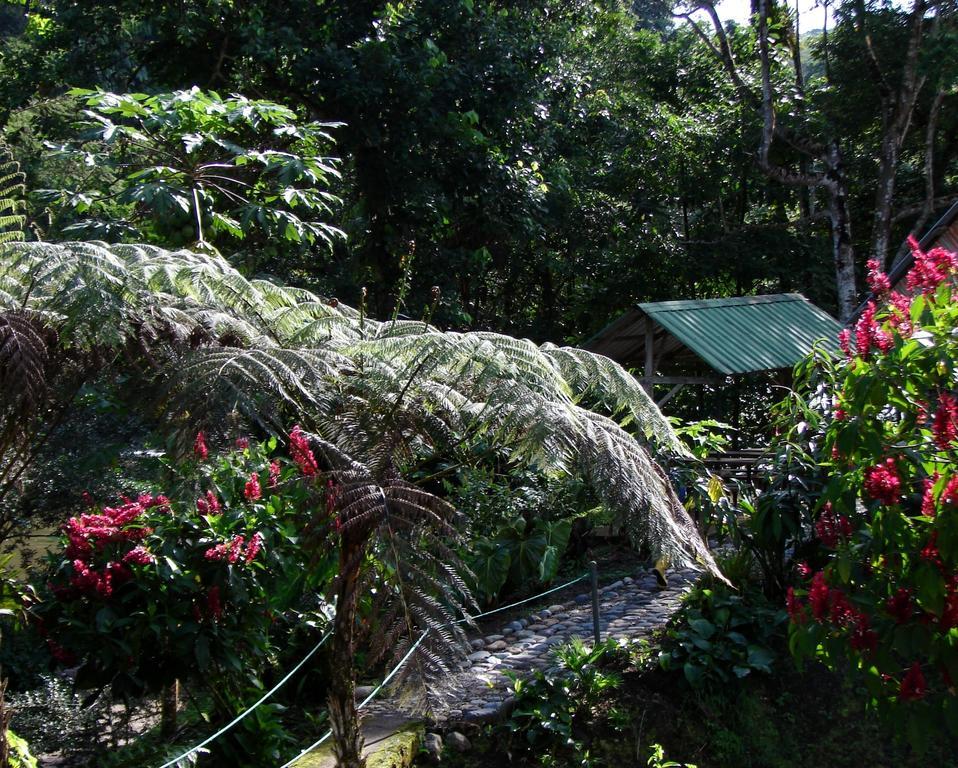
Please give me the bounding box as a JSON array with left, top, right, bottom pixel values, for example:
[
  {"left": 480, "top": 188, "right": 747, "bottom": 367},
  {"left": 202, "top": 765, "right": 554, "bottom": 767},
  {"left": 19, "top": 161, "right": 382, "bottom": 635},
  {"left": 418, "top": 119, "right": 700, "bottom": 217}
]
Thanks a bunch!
[
  {"left": 448, "top": 467, "right": 580, "bottom": 601},
  {"left": 0, "top": 147, "right": 25, "bottom": 244},
  {"left": 42, "top": 88, "right": 342, "bottom": 251},
  {"left": 786, "top": 251, "right": 958, "bottom": 750},
  {"left": 646, "top": 743, "right": 696, "bottom": 768},
  {"left": 660, "top": 579, "right": 787, "bottom": 689},
  {"left": 7, "top": 674, "right": 107, "bottom": 754},
  {"left": 503, "top": 638, "right": 625, "bottom": 765},
  {"left": 5, "top": 728, "right": 37, "bottom": 768}
]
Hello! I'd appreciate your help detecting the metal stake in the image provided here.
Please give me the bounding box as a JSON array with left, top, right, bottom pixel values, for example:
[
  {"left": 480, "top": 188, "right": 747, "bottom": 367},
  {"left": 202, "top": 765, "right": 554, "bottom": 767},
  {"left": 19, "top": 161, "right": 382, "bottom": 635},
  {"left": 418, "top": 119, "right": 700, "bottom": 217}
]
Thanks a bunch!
[{"left": 590, "top": 560, "right": 600, "bottom": 645}]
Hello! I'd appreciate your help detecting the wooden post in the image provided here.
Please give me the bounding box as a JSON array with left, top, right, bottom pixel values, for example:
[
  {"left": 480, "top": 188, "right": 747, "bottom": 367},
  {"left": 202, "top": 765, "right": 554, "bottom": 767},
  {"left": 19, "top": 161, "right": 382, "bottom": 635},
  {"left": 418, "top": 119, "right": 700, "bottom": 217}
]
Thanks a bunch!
[
  {"left": 643, "top": 316, "right": 655, "bottom": 396},
  {"left": 590, "top": 561, "right": 601, "bottom": 645}
]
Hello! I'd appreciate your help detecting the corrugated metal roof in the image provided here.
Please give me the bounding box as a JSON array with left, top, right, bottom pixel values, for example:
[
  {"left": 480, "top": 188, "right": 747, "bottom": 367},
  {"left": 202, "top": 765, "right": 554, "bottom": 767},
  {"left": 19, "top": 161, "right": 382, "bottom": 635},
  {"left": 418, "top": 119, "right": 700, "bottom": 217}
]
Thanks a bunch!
[
  {"left": 638, "top": 294, "right": 841, "bottom": 374},
  {"left": 585, "top": 293, "right": 842, "bottom": 376}
]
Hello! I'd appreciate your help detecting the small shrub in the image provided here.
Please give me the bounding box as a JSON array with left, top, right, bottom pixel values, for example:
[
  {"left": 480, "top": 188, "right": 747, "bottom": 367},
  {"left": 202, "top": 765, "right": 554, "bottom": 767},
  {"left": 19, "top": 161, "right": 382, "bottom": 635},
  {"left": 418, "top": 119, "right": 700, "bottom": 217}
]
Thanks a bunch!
[
  {"left": 502, "top": 638, "right": 625, "bottom": 763},
  {"left": 660, "top": 581, "right": 787, "bottom": 688}
]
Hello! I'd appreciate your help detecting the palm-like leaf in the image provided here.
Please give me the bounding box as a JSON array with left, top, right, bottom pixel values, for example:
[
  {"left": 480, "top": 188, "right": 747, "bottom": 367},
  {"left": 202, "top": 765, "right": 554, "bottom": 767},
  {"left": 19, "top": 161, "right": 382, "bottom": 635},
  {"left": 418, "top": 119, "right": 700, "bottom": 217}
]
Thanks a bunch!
[{"left": 0, "top": 241, "right": 717, "bottom": 576}]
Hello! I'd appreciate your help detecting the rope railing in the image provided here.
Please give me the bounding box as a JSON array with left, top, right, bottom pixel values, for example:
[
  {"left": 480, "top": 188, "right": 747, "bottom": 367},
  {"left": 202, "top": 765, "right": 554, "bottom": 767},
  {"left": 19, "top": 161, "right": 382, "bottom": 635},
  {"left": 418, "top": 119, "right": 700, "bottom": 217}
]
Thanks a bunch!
[
  {"left": 156, "top": 571, "right": 594, "bottom": 768},
  {"left": 277, "top": 571, "right": 592, "bottom": 767},
  {"left": 158, "top": 629, "right": 333, "bottom": 768},
  {"left": 277, "top": 631, "right": 431, "bottom": 768}
]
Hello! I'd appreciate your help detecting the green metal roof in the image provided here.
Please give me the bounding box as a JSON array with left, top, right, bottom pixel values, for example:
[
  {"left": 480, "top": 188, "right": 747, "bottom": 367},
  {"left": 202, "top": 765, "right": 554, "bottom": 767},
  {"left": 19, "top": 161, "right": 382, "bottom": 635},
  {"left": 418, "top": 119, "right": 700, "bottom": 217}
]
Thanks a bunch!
[{"left": 636, "top": 293, "right": 842, "bottom": 375}]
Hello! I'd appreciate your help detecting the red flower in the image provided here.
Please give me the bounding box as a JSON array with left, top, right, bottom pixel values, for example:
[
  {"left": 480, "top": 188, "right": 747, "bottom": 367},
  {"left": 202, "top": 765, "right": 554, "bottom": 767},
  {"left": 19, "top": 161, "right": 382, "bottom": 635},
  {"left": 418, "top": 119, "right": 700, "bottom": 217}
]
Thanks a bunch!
[
  {"left": 289, "top": 425, "right": 318, "bottom": 476},
  {"left": 900, "top": 662, "right": 927, "bottom": 701},
  {"left": 886, "top": 588, "right": 913, "bottom": 624},
  {"left": 197, "top": 490, "right": 221, "bottom": 516},
  {"left": 207, "top": 586, "right": 223, "bottom": 622},
  {"left": 227, "top": 535, "right": 245, "bottom": 564},
  {"left": 922, "top": 473, "right": 940, "bottom": 517},
  {"left": 122, "top": 546, "right": 155, "bottom": 566},
  {"left": 809, "top": 572, "right": 830, "bottom": 621},
  {"left": 194, "top": 430, "right": 209, "bottom": 461},
  {"left": 235, "top": 437, "right": 250, "bottom": 450},
  {"left": 943, "top": 475, "right": 958, "bottom": 507},
  {"left": 854, "top": 302, "right": 881, "bottom": 358},
  {"left": 828, "top": 589, "right": 857, "bottom": 627},
  {"left": 863, "top": 459, "right": 901, "bottom": 505},
  {"left": 786, "top": 587, "right": 805, "bottom": 624},
  {"left": 205, "top": 542, "right": 229, "bottom": 561},
  {"left": 921, "top": 531, "right": 943, "bottom": 570},
  {"left": 849, "top": 614, "right": 877, "bottom": 654},
  {"left": 866, "top": 259, "right": 892, "bottom": 296},
  {"left": 888, "top": 291, "right": 913, "bottom": 337},
  {"left": 46, "top": 639, "right": 77, "bottom": 666},
  {"left": 244, "top": 471, "right": 262, "bottom": 501},
  {"left": 906, "top": 238, "right": 957, "bottom": 294},
  {"left": 932, "top": 392, "right": 958, "bottom": 451},
  {"left": 838, "top": 328, "right": 853, "bottom": 359},
  {"left": 245, "top": 532, "right": 264, "bottom": 563},
  {"left": 815, "top": 504, "right": 853, "bottom": 548},
  {"left": 268, "top": 460, "right": 281, "bottom": 489},
  {"left": 796, "top": 561, "right": 811, "bottom": 578}
]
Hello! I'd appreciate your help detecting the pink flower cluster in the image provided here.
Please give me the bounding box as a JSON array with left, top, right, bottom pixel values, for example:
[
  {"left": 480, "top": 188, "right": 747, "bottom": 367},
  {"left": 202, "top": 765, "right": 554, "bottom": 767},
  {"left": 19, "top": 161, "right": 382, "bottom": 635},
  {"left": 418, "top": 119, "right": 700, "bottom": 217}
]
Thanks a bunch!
[
  {"left": 244, "top": 471, "right": 261, "bottom": 501},
  {"left": 289, "top": 426, "right": 318, "bottom": 476},
  {"left": 905, "top": 236, "right": 957, "bottom": 294},
  {"left": 70, "top": 559, "right": 130, "bottom": 599},
  {"left": 63, "top": 495, "right": 160, "bottom": 559},
  {"left": 900, "top": 662, "right": 927, "bottom": 701},
  {"left": 194, "top": 430, "right": 209, "bottom": 460},
  {"left": 793, "top": 572, "right": 877, "bottom": 655},
  {"left": 853, "top": 301, "right": 893, "bottom": 358},
  {"left": 932, "top": 392, "right": 958, "bottom": 451},
  {"left": 814, "top": 504, "right": 853, "bottom": 548},
  {"left": 196, "top": 490, "right": 221, "bottom": 515},
  {"left": 205, "top": 532, "right": 264, "bottom": 564},
  {"left": 863, "top": 459, "right": 901, "bottom": 505},
  {"left": 58, "top": 495, "right": 164, "bottom": 599},
  {"left": 921, "top": 473, "right": 958, "bottom": 517},
  {"left": 866, "top": 258, "right": 892, "bottom": 296}
]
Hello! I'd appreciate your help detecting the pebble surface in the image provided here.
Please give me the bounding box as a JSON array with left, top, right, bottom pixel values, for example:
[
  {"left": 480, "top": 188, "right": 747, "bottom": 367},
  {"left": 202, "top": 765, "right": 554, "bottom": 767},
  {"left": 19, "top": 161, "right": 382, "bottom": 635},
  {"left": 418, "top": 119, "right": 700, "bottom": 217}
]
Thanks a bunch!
[{"left": 365, "top": 567, "right": 699, "bottom": 725}]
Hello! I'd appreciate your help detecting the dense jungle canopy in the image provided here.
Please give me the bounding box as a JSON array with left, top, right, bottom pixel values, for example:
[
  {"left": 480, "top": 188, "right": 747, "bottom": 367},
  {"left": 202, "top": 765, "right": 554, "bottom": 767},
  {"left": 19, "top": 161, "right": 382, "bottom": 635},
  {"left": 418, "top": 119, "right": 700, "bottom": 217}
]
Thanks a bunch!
[{"left": 0, "top": 0, "right": 954, "bottom": 338}]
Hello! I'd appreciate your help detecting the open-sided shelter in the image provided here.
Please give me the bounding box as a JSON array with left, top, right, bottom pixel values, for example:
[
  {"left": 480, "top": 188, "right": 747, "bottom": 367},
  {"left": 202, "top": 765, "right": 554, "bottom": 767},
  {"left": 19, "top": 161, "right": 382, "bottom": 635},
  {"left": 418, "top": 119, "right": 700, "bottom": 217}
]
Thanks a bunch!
[{"left": 585, "top": 293, "right": 843, "bottom": 408}]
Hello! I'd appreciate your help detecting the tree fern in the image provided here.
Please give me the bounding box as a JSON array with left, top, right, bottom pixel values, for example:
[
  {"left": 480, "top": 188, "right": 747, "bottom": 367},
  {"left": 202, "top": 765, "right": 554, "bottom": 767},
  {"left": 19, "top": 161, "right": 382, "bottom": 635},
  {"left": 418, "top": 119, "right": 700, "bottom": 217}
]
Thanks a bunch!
[
  {"left": 0, "top": 149, "right": 25, "bottom": 245},
  {"left": 0, "top": 240, "right": 716, "bottom": 571}
]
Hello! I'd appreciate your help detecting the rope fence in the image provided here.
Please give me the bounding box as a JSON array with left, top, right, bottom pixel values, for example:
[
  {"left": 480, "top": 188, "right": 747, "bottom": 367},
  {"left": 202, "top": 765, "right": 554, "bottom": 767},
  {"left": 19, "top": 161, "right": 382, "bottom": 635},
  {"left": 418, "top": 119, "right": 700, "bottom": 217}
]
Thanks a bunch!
[
  {"left": 158, "top": 630, "right": 333, "bottom": 768},
  {"left": 157, "top": 570, "right": 596, "bottom": 768}
]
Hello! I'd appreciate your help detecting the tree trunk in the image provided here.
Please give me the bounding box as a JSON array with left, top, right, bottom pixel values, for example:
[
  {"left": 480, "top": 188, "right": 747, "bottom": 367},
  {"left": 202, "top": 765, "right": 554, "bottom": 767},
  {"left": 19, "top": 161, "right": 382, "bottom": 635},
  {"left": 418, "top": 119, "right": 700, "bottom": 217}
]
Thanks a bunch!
[
  {"left": 825, "top": 141, "right": 857, "bottom": 322},
  {"left": 872, "top": 130, "right": 899, "bottom": 269},
  {"left": 328, "top": 533, "right": 367, "bottom": 768},
  {"left": 160, "top": 679, "right": 178, "bottom": 738}
]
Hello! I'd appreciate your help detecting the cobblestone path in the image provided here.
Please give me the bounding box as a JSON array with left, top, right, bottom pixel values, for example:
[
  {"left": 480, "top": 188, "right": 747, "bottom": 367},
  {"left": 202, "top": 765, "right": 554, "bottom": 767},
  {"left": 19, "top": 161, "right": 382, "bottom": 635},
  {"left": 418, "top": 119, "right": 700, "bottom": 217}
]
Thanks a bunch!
[{"left": 369, "top": 566, "right": 699, "bottom": 724}]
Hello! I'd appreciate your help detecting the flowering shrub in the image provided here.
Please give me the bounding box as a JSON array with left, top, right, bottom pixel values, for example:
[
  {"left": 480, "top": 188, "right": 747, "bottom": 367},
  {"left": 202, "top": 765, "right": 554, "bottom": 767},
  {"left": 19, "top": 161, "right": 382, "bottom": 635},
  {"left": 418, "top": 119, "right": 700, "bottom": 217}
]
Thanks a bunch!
[
  {"left": 787, "top": 241, "right": 958, "bottom": 746},
  {"left": 37, "top": 431, "right": 338, "bottom": 704}
]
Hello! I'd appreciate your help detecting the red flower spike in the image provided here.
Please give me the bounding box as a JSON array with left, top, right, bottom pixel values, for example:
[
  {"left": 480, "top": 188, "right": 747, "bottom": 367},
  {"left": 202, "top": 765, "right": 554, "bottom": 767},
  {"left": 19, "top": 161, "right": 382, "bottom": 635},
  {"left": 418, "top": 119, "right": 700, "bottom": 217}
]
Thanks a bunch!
[
  {"left": 863, "top": 459, "right": 902, "bottom": 505},
  {"left": 932, "top": 392, "right": 958, "bottom": 451},
  {"left": 193, "top": 430, "right": 209, "bottom": 461},
  {"left": 866, "top": 259, "right": 892, "bottom": 296},
  {"left": 886, "top": 588, "right": 913, "bottom": 624},
  {"left": 289, "top": 425, "right": 318, "bottom": 476},
  {"left": 809, "top": 572, "right": 830, "bottom": 621},
  {"left": 944, "top": 476, "right": 958, "bottom": 507},
  {"left": 244, "top": 471, "right": 262, "bottom": 501},
  {"left": 900, "top": 662, "right": 928, "bottom": 701}
]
